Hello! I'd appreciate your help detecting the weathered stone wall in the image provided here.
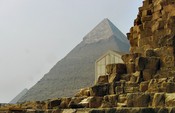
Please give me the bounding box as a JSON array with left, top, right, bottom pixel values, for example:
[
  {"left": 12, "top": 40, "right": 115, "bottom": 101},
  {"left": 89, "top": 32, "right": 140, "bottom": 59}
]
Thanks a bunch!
[{"left": 128, "top": 0, "right": 175, "bottom": 69}]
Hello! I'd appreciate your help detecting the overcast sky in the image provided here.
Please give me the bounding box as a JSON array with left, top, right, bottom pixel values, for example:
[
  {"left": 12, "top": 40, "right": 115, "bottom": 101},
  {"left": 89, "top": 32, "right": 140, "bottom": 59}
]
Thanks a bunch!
[{"left": 0, "top": 0, "right": 143, "bottom": 103}]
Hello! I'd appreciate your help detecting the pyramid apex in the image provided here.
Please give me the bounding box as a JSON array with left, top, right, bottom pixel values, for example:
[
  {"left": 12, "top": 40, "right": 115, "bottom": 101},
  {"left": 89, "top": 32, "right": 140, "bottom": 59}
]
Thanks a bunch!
[{"left": 83, "top": 19, "right": 128, "bottom": 44}]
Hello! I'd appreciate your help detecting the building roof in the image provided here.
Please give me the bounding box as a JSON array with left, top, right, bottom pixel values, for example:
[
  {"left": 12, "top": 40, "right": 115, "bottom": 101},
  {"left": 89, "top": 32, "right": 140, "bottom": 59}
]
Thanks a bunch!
[{"left": 95, "top": 50, "right": 125, "bottom": 63}]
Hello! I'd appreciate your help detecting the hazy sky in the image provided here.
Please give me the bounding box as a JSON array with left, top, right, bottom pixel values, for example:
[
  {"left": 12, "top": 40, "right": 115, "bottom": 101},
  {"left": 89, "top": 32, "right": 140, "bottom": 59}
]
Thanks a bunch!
[{"left": 0, "top": 0, "right": 142, "bottom": 103}]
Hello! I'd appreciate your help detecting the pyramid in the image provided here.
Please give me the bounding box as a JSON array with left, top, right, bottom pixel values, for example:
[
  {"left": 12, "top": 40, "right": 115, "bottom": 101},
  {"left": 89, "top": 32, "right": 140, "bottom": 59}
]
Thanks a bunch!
[
  {"left": 19, "top": 18, "right": 130, "bottom": 102},
  {"left": 9, "top": 88, "right": 28, "bottom": 104}
]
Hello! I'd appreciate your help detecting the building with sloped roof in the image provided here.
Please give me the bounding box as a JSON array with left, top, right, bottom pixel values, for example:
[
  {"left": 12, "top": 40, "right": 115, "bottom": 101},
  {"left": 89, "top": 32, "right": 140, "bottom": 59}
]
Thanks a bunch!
[{"left": 95, "top": 50, "right": 125, "bottom": 83}]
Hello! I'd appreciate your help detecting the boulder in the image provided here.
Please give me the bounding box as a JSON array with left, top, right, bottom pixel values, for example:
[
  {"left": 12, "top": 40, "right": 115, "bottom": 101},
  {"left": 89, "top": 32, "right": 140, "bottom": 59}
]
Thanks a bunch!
[
  {"left": 88, "top": 97, "right": 103, "bottom": 108},
  {"left": 75, "top": 88, "right": 90, "bottom": 97},
  {"left": 144, "top": 49, "right": 155, "bottom": 57},
  {"left": 126, "top": 93, "right": 150, "bottom": 107},
  {"left": 121, "top": 53, "right": 141, "bottom": 64},
  {"left": 124, "top": 86, "right": 139, "bottom": 93},
  {"left": 162, "top": 82, "right": 175, "bottom": 93},
  {"left": 96, "top": 75, "right": 108, "bottom": 84},
  {"left": 103, "top": 95, "right": 118, "bottom": 107},
  {"left": 90, "top": 84, "right": 109, "bottom": 96},
  {"left": 108, "top": 73, "right": 120, "bottom": 83},
  {"left": 139, "top": 81, "right": 149, "bottom": 92},
  {"left": 165, "top": 93, "right": 175, "bottom": 107},
  {"left": 115, "top": 86, "right": 124, "bottom": 95},
  {"left": 47, "top": 98, "right": 61, "bottom": 109},
  {"left": 126, "top": 63, "right": 135, "bottom": 74},
  {"left": 135, "top": 57, "right": 147, "bottom": 71},
  {"left": 143, "top": 69, "right": 156, "bottom": 81},
  {"left": 152, "top": 93, "right": 165, "bottom": 107},
  {"left": 144, "top": 57, "right": 160, "bottom": 70},
  {"left": 106, "top": 63, "right": 127, "bottom": 75},
  {"left": 59, "top": 98, "right": 71, "bottom": 109},
  {"left": 68, "top": 97, "right": 85, "bottom": 108},
  {"left": 118, "top": 94, "right": 127, "bottom": 103}
]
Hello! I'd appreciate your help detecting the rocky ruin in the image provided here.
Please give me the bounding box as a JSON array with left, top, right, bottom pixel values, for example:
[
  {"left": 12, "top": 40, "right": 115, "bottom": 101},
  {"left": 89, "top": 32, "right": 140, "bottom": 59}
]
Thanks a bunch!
[{"left": 2, "top": 0, "right": 175, "bottom": 112}]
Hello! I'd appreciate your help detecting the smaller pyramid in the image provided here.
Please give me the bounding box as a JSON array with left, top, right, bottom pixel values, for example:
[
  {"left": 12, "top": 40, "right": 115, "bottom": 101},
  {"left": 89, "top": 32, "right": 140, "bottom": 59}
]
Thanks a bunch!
[{"left": 9, "top": 88, "right": 28, "bottom": 104}]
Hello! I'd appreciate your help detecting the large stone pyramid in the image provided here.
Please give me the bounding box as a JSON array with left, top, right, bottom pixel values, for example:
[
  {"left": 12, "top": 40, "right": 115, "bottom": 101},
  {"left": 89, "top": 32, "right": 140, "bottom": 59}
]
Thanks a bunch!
[
  {"left": 9, "top": 89, "right": 28, "bottom": 104},
  {"left": 19, "top": 18, "right": 130, "bottom": 102}
]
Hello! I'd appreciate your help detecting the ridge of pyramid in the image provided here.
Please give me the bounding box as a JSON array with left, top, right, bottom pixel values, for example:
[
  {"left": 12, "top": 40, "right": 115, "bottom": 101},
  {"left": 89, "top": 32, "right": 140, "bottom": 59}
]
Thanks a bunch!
[
  {"left": 9, "top": 88, "right": 28, "bottom": 104},
  {"left": 83, "top": 18, "right": 128, "bottom": 44}
]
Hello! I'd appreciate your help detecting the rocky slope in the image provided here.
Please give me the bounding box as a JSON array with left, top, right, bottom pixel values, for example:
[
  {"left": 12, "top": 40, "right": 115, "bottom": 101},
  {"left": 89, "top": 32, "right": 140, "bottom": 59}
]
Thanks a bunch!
[{"left": 19, "top": 18, "right": 130, "bottom": 102}]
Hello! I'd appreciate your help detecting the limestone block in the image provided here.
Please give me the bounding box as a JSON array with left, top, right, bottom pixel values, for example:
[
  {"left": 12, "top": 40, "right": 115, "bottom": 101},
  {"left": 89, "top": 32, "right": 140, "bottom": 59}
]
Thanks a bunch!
[
  {"left": 47, "top": 98, "right": 61, "bottom": 109},
  {"left": 136, "top": 57, "right": 160, "bottom": 71},
  {"left": 121, "top": 53, "right": 141, "bottom": 64},
  {"left": 79, "top": 97, "right": 91, "bottom": 108},
  {"left": 90, "top": 84, "right": 109, "bottom": 96},
  {"left": 154, "top": 47, "right": 174, "bottom": 67},
  {"left": 153, "top": 4, "right": 162, "bottom": 12},
  {"left": 135, "top": 57, "right": 147, "bottom": 71},
  {"left": 130, "top": 38, "right": 138, "bottom": 47},
  {"left": 68, "top": 97, "right": 85, "bottom": 108},
  {"left": 164, "top": 4, "right": 175, "bottom": 13},
  {"left": 108, "top": 73, "right": 120, "bottom": 83},
  {"left": 138, "top": 36, "right": 152, "bottom": 47},
  {"left": 147, "top": 79, "right": 162, "bottom": 92},
  {"left": 79, "top": 96, "right": 102, "bottom": 108},
  {"left": 144, "top": 49, "right": 155, "bottom": 57},
  {"left": 152, "top": 93, "right": 165, "bottom": 107},
  {"left": 141, "top": 15, "right": 152, "bottom": 22},
  {"left": 126, "top": 93, "right": 150, "bottom": 107},
  {"left": 89, "top": 109, "right": 105, "bottom": 113},
  {"left": 151, "top": 20, "right": 164, "bottom": 32},
  {"left": 162, "top": 82, "right": 175, "bottom": 93},
  {"left": 152, "top": 11, "right": 162, "bottom": 20},
  {"left": 132, "top": 26, "right": 139, "bottom": 33},
  {"left": 104, "top": 95, "right": 118, "bottom": 107},
  {"left": 106, "top": 63, "right": 127, "bottom": 75},
  {"left": 62, "top": 109, "right": 76, "bottom": 113},
  {"left": 115, "top": 86, "right": 124, "bottom": 95},
  {"left": 165, "top": 93, "right": 175, "bottom": 107},
  {"left": 130, "top": 75, "right": 137, "bottom": 83},
  {"left": 143, "top": 69, "right": 156, "bottom": 81},
  {"left": 88, "top": 97, "right": 103, "bottom": 108},
  {"left": 118, "top": 94, "right": 127, "bottom": 103},
  {"left": 96, "top": 75, "right": 108, "bottom": 84},
  {"left": 100, "top": 101, "right": 113, "bottom": 108},
  {"left": 109, "top": 82, "right": 123, "bottom": 94},
  {"left": 59, "top": 98, "right": 72, "bottom": 109},
  {"left": 139, "top": 81, "right": 149, "bottom": 92},
  {"left": 127, "top": 33, "right": 131, "bottom": 40},
  {"left": 139, "top": 29, "right": 152, "bottom": 38},
  {"left": 132, "top": 71, "right": 141, "bottom": 83},
  {"left": 120, "top": 74, "right": 131, "bottom": 81},
  {"left": 142, "top": 10, "right": 152, "bottom": 17},
  {"left": 143, "top": 21, "right": 153, "bottom": 29},
  {"left": 124, "top": 86, "right": 139, "bottom": 93},
  {"left": 75, "top": 88, "right": 90, "bottom": 97},
  {"left": 126, "top": 63, "right": 135, "bottom": 74},
  {"left": 125, "top": 82, "right": 139, "bottom": 87},
  {"left": 134, "top": 17, "right": 142, "bottom": 26}
]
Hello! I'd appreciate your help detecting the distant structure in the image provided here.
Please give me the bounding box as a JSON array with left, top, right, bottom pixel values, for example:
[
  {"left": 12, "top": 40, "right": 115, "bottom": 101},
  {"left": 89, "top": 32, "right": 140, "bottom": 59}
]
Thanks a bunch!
[
  {"left": 19, "top": 18, "right": 130, "bottom": 102},
  {"left": 95, "top": 50, "right": 125, "bottom": 83},
  {"left": 9, "top": 88, "right": 28, "bottom": 104}
]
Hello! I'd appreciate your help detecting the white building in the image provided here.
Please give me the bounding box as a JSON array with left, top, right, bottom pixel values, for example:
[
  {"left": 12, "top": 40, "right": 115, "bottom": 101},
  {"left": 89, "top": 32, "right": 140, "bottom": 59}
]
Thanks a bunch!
[{"left": 95, "top": 50, "right": 125, "bottom": 83}]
